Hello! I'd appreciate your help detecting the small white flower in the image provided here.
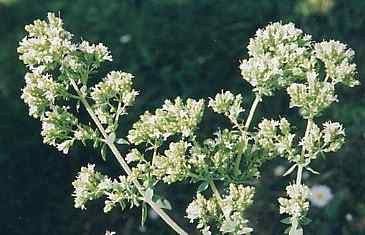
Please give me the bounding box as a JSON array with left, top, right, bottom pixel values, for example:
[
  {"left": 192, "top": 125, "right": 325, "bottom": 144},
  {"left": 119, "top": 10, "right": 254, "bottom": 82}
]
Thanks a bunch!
[
  {"left": 309, "top": 185, "right": 333, "bottom": 207},
  {"left": 345, "top": 213, "right": 353, "bottom": 222},
  {"left": 120, "top": 34, "right": 132, "bottom": 44}
]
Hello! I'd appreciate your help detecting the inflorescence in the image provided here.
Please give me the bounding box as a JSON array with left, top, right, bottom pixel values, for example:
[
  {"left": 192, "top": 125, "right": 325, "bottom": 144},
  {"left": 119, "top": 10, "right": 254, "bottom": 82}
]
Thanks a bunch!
[{"left": 18, "top": 13, "right": 359, "bottom": 235}]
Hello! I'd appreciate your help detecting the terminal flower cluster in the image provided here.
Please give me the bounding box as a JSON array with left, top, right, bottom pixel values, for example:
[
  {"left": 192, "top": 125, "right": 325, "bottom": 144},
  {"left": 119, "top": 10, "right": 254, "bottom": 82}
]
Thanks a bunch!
[{"left": 240, "top": 22, "right": 313, "bottom": 96}]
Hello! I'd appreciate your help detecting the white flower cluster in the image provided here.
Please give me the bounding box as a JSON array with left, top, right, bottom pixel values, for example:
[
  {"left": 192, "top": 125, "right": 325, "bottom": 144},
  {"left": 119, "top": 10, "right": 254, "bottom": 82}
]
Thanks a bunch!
[
  {"left": 72, "top": 164, "right": 108, "bottom": 209},
  {"left": 41, "top": 107, "right": 78, "bottom": 154},
  {"left": 186, "top": 194, "right": 220, "bottom": 235},
  {"left": 314, "top": 40, "right": 359, "bottom": 87},
  {"left": 287, "top": 72, "right": 338, "bottom": 118},
  {"left": 208, "top": 91, "right": 244, "bottom": 123},
  {"left": 300, "top": 121, "right": 345, "bottom": 160},
  {"left": 72, "top": 164, "right": 140, "bottom": 212},
  {"left": 102, "top": 175, "right": 141, "bottom": 213},
  {"left": 186, "top": 184, "right": 254, "bottom": 235},
  {"left": 79, "top": 41, "right": 112, "bottom": 62},
  {"left": 256, "top": 118, "right": 345, "bottom": 165},
  {"left": 278, "top": 184, "right": 310, "bottom": 219},
  {"left": 18, "top": 13, "right": 75, "bottom": 69},
  {"left": 91, "top": 71, "right": 138, "bottom": 126},
  {"left": 127, "top": 97, "right": 204, "bottom": 145},
  {"left": 220, "top": 184, "right": 255, "bottom": 235},
  {"left": 256, "top": 118, "right": 296, "bottom": 160},
  {"left": 322, "top": 121, "right": 345, "bottom": 152},
  {"left": 240, "top": 22, "right": 313, "bottom": 96},
  {"left": 152, "top": 141, "right": 189, "bottom": 184},
  {"left": 18, "top": 13, "right": 133, "bottom": 155},
  {"left": 21, "top": 71, "right": 65, "bottom": 118}
]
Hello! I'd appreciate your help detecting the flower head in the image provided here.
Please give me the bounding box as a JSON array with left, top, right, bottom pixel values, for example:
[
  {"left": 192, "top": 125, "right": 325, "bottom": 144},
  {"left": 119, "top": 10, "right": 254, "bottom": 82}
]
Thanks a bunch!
[
  {"left": 278, "top": 184, "right": 310, "bottom": 219},
  {"left": 18, "top": 13, "right": 75, "bottom": 70},
  {"left": 41, "top": 107, "right": 78, "bottom": 154},
  {"left": 128, "top": 97, "right": 204, "bottom": 145},
  {"left": 21, "top": 71, "right": 65, "bottom": 118},
  {"left": 209, "top": 91, "right": 244, "bottom": 122},
  {"left": 314, "top": 40, "right": 359, "bottom": 87},
  {"left": 240, "top": 22, "right": 313, "bottom": 96},
  {"left": 309, "top": 185, "right": 333, "bottom": 207},
  {"left": 91, "top": 71, "right": 138, "bottom": 125}
]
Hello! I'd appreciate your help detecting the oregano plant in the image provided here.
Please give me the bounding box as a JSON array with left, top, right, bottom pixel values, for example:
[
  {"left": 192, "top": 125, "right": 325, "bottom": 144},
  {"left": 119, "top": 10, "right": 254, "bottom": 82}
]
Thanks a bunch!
[{"left": 18, "top": 13, "right": 359, "bottom": 235}]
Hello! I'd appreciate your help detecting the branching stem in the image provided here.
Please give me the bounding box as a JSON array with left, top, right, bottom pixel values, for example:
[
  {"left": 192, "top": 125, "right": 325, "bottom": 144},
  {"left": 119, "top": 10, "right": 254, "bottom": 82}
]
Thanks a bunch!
[
  {"left": 210, "top": 94, "right": 261, "bottom": 222},
  {"left": 70, "top": 80, "right": 188, "bottom": 235}
]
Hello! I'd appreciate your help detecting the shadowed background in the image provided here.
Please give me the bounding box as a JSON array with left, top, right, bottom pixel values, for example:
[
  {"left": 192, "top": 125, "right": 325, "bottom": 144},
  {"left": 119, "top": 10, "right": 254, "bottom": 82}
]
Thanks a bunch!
[{"left": 1, "top": 0, "right": 365, "bottom": 234}]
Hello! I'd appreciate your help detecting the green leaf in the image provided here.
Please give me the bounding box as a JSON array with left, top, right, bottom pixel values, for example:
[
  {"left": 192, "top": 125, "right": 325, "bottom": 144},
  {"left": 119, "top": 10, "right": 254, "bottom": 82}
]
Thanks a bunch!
[
  {"left": 141, "top": 202, "right": 148, "bottom": 227},
  {"left": 107, "top": 132, "right": 116, "bottom": 143},
  {"left": 300, "top": 217, "right": 312, "bottom": 225},
  {"left": 101, "top": 144, "right": 107, "bottom": 161},
  {"left": 155, "top": 198, "right": 172, "bottom": 210},
  {"left": 284, "top": 227, "right": 291, "bottom": 234},
  {"left": 116, "top": 138, "right": 129, "bottom": 145},
  {"left": 283, "top": 164, "right": 297, "bottom": 176},
  {"left": 197, "top": 181, "right": 209, "bottom": 193},
  {"left": 161, "top": 199, "right": 172, "bottom": 210},
  {"left": 281, "top": 217, "right": 292, "bottom": 225},
  {"left": 152, "top": 194, "right": 172, "bottom": 210},
  {"left": 144, "top": 188, "right": 154, "bottom": 201}
]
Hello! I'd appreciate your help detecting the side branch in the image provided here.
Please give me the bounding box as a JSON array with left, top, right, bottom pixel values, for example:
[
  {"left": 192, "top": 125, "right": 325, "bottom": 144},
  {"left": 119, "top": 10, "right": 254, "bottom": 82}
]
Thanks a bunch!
[{"left": 70, "top": 80, "right": 188, "bottom": 235}]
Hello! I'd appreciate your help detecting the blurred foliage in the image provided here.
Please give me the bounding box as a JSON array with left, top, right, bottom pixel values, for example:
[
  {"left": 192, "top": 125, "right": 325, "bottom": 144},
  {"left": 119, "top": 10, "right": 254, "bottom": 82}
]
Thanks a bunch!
[{"left": 0, "top": 0, "right": 365, "bottom": 234}]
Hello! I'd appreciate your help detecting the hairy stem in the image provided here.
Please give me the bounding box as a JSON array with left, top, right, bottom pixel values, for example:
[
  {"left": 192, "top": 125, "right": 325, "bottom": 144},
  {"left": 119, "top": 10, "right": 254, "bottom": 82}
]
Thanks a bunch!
[{"left": 70, "top": 80, "right": 188, "bottom": 235}]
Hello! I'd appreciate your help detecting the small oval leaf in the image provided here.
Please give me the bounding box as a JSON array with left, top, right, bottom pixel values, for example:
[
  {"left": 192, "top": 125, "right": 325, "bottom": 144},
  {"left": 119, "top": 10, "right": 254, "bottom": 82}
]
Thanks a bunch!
[
  {"left": 141, "top": 202, "right": 148, "bottom": 227},
  {"left": 101, "top": 144, "right": 107, "bottom": 161},
  {"left": 116, "top": 138, "right": 129, "bottom": 145}
]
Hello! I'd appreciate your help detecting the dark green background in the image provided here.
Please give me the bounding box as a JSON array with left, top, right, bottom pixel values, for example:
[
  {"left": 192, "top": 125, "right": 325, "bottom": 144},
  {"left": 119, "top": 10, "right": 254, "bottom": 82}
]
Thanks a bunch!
[{"left": 1, "top": 0, "right": 365, "bottom": 234}]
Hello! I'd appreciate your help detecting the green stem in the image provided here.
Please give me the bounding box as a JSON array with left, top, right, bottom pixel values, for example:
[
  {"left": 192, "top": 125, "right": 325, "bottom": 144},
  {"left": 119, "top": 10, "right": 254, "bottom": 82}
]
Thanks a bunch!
[{"left": 70, "top": 80, "right": 188, "bottom": 235}]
